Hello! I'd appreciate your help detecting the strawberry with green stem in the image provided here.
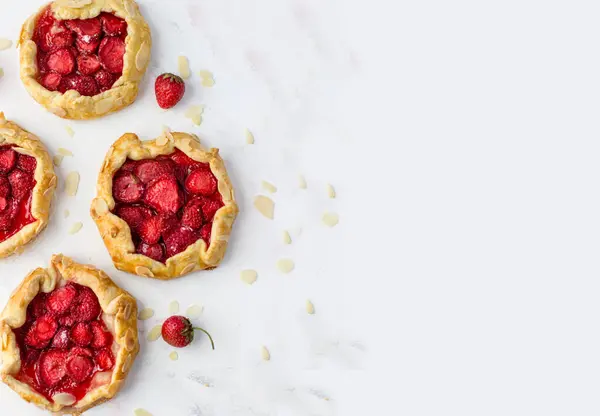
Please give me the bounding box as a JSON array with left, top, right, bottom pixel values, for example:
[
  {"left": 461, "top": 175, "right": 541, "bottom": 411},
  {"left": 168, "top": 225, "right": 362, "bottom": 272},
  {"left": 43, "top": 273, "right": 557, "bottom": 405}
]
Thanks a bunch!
[{"left": 161, "top": 315, "right": 215, "bottom": 349}]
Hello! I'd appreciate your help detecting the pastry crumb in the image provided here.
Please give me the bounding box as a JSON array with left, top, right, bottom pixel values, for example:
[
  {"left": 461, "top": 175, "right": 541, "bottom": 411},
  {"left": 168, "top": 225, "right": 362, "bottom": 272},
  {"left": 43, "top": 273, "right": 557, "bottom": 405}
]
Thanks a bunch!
[
  {"left": 138, "top": 308, "right": 154, "bottom": 320},
  {"left": 0, "top": 39, "right": 12, "bottom": 50},
  {"left": 283, "top": 230, "right": 292, "bottom": 245},
  {"left": 306, "top": 300, "right": 315, "bottom": 315},
  {"left": 64, "top": 126, "right": 75, "bottom": 137},
  {"left": 65, "top": 171, "right": 80, "bottom": 196},
  {"left": 245, "top": 128, "right": 254, "bottom": 144},
  {"left": 178, "top": 55, "right": 191, "bottom": 79},
  {"left": 298, "top": 175, "right": 307, "bottom": 189},
  {"left": 322, "top": 212, "right": 339, "bottom": 227},
  {"left": 261, "top": 346, "right": 271, "bottom": 361},
  {"left": 168, "top": 301, "right": 180, "bottom": 314},
  {"left": 253, "top": 195, "right": 274, "bottom": 219},
  {"left": 147, "top": 325, "right": 162, "bottom": 342},
  {"left": 276, "top": 259, "right": 295, "bottom": 274},
  {"left": 68, "top": 222, "right": 83, "bottom": 235},
  {"left": 186, "top": 304, "right": 204, "bottom": 319},
  {"left": 327, "top": 184, "right": 336, "bottom": 198},
  {"left": 261, "top": 180, "right": 277, "bottom": 193},
  {"left": 240, "top": 269, "right": 258, "bottom": 285},
  {"left": 169, "top": 351, "right": 179, "bottom": 361}
]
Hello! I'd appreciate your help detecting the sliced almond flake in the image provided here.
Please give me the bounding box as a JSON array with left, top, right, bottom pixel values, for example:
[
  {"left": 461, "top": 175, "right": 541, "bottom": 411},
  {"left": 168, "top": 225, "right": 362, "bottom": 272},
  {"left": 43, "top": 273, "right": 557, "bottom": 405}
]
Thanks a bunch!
[
  {"left": 156, "top": 135, "right": 168, "bottom": 146},
  {"left": 56, "top": 0, "right": 92, "bottom": 8},
  {"left": 191, "top": 114, "right": 202, "bottom": 126},
  {"left": 0, "top": 68, "right": 4, "bottom": 78},
  {"left": 240, "top": 269, "right": 258, "bottom": 285},
  {"left": 261, "top": 181, "right": 277, "bottom": 193},
  {"left": 162, "top": 125, "right": 174, "bottom": 141},
  {"left": 138, "top": 308, "right": 154, "bottom": 320},
  {"left": 199, "top": 70, "right": 215, "bottom": 87},
  {"left": 306, "top": 300, "right": 315, "bottom": 315},
  {"left": 68, "top": 222, "right": 83, "bottom": 235},
  {"left": 261, "top": 346, "right": 271, "bottom": 361},
  {"left": 52, "top": 393, "right": 76, "bottom": 406},
  {"left": 245, "top": 128, "right": 255, "bottom": 144},
  {"left": 327, "top": 183, "right": 336, "bottom": 198},
  {"left": 168, "top": 301, "right": 180, "bottom": 314},
  {"left": 92, "top": 198, "right": 108, "bottom": 216},
  {"left": 201, "top": 77, "right": 215, "bottom": 87},
  {"left": 135, "top": 41, "right": 150, "bottom": 71},
  {"left": 253, "top": 195, "right": 274, "bottom": 219},
  {"left": 134, "top": 409, "right": 153, "bottom": 416},
  {"left": 277, "top": 259, "right": 295, "bottom": 274},
  {"left": 298, "top": 175, "right": 307, "bottom": 189},
  {"left": 63, "top": 209, "right": 70, "bottom": 218},
  {"left": 282, "top": 230, "right": 292, "bottom": 245},
  {"left": 64, "top": 125, "right": 75, "bottom": 137},
  {"left": 95, "top": 98, "right": 113, "bottom": 115},
  {"left": 0, "top": 39, "right": 13, "bottom": 51},
  {"left": 322, "top": 212, "right": 339, "bottom": 227},
  {"left": 124, "top": 0, "right": 138, "bottom": 17},
  {"left": 147, "top": 325, "right": 162, "bottom": 342},
  {"left": 53, "top": 155, "right": 64, "bottom": 167},
  {"left": 0, "top": 128, "right": 15, "bottom": 137},
  {"left": 65, "top": 171, "right": 80, "bottom": 196},
  {"left": 186, "top": 304, "right": 204, "bottom": 319},
  {"left": 135, "top": 266, "right": 154, "bottom": 277},
  {"left": 169, "top": 351, "right": 179, "bottom": 361},
  {"left": 58, "top": 147, "right": 73, "bottom": 156},
  {"left": 184, "top": 105, "right": 205, "bottom": 118},
  {"left": 178, "top": 56, "right": 191, "bottom": 79}
]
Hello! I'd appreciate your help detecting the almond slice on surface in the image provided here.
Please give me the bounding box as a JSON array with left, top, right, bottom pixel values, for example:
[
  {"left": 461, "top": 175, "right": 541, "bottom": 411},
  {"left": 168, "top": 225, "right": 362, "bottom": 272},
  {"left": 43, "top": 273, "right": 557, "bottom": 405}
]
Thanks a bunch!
[
  {"left": 283, "top": 230, "right": 292, "bottom": 244},
  {"left": 298, "top": 175, "right": 307, "bottom": 189},
  {"left": 186, "top": 304, "right": 204, "bottom": 319},
  {"left": 169, "top": 351, "right": 179, "bottom": 361},
  {"left": 53, "top": 155, "right": 64, "bottom": 167},
  {"left": 0, "top": 68, "right": 4, "bottom": 78},
  {"left": 245, "top": 128, "right": 254, "bottom": 144},
  {"left": 134, "top": 409, "right": 153, "bottom": 416},
  {"left": 147, "top": 325, "right": 162, "bottom": 342},
  {"left": 65, "top": 125, "right": 75, "bottom": 137},
  {"left": 65, "top": 171, "right": 80, "bottom": 196},
  {"left": 58, "top": 147, "right": 73, "bottom": 156},
  {"left": 68, "top": 222, "right": 83, "bottom": 235},
  {"left": 240, "top": 269, "right": 258, "bottom": 285},
  {"left": 306, "top": 300, "right": 315, "bottom": 315},
  {"left": 261, "top": 181, "right": 277, "bottom": 193},
  {"left": 168, "top": 301, "right": 179, "bottom": 314},
  {"left": 277, "top": 259, "right": 295, "bottom": 274},
  {"left": 0, "top": 39, "right": 13, "bottom": 51},
  {"left": 327, "top": 183, "right": 336, "bottom": 198},
  {"left": 138, "top": 308, "right": 154, "bottom": 320},
  {"left": 178, "top": 56, "right": 191, "bottom": 79},
  {"left": 261, "top": 346, "right": 271, "bottom": 361},
  {"left": 253, "top": 195, "right": 274, "bottom": 219},
  {"left": 322, "top": 212, "right": 339, "bottom": 227}
]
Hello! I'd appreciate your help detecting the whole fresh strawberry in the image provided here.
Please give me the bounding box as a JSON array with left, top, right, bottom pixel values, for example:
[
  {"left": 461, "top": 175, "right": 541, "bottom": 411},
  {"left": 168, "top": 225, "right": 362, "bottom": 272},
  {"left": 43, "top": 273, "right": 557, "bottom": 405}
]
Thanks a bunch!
[
  {"left": 161, "top": 315, "right": 214, "bottom": 349},
  {"left": 155, "top": 73, "right": 185, "bottom": 109}
]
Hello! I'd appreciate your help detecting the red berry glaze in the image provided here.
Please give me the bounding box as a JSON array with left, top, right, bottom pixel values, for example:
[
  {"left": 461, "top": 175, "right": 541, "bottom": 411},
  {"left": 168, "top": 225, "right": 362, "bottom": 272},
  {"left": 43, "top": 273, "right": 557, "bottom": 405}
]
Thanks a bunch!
[
  {"left": 13, "top": 282, "right": 115, "bottom": 405},
  {"left": 33, "top": 7, "right": 127, "bottom": 95},
  {"left": 111, "top": 149, "right": 224, "bottom": 263}
]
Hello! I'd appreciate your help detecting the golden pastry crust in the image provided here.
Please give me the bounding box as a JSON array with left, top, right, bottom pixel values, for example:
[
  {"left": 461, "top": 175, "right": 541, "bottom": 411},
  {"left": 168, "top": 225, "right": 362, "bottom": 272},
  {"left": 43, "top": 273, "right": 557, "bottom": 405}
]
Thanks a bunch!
[
  {"left": 18, "top": 0, "right": 152, "bottom": 120},
  {"left": 0, "top": 254, "right": 139, "bottom": 414},
  {"left": 0, "top": 112, "right": 57, "bottom": 259},
  {"left": 91, "top": 131, "right": 239, "bottom": 280}
]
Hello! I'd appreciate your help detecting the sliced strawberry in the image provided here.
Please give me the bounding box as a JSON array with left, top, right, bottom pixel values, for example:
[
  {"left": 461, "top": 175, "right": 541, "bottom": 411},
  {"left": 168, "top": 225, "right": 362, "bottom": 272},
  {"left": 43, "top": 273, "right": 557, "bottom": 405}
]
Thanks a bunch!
[
  {"left": 8, "top": 169, "right": 34, "bottom": 202},
  {"left": 37, "top": 51, "right": 49, "bottom": 74},
  {"left": 25, "top": 316, "right": 58, "bottom": 349},
  {"left": 46, "top": 48, "right": 75, "bottom": 75},
  {"left": 197, "top": 196, "right": 223, "bottom": 222},
  {"left": 35, "top": 25, "right": 53, "bottom": 53},
  {"left": 71, "top": 286, "right": 101, "bottom": 322},
  {"left": 100, "top": 12, "right": 127, "bottom": 36},
  {"left": 113, "top": 172, "right": 144, "bottom": 203},
  {"left": 0, "top": 147, "right": 17, "bottom": 173},
  {"left": 38, "top": 350, "right": 67, "bottom": 387},
  {"left": 134, "top": 160, "right": 175, "bottom": 184},
  {"left": 51, "top": 327, "right": 71, "bottom": 349},
  {"left": 58, "top": 315, "right": 76, "bottom": 327},
  {"left": 0, "top": 199, "right": 18, "bottom": 231},
  {"left": 70, "top": 346, "right": 93, "bottom": 358},
  {"left": 200, "top": 223, "right": 212, "bottom": 244},
  {"left": 48, "top": 22, "right": 74, "bottom": 50},
  {"left": 24, "top": 349, "right": 41, "bottom": 366},
  {"left": 164, "top": 226, "right": 200, "bottom": 258},
  {"left": 40, "top": 72, "right": 62, "bottom": 91},
  {"left": 71, "top": 322, "right": 92, "bottom": 346},
  {"left": 95, "top": 348, "right": 115, "bottom": 371},
  {"left": 171, "top": 149, "right": 201, "bottom": 166},
  {"left": 0, "top": 176, "right": 10, "bottom": 200},
  {"left": 181, "top": 198, "right": 204, "bottom": 229},
  {"left": 158, "top": 213, "right": 179, "bottom": 237},
  {"left": 94, "top": 69, "right": 116, "bottom": 91},
  {"left": 65, "top": 17, "right": 102, "bottom": 39},
  {"left": 68, "top": 74, "right": 99, "bottom": 96},
  {"left": 17, "top": 154, "right": 37, "bottom": 173},
  {"left": 114, "top": 204, "right": 153, "bottom": 232},
  {"left": 119, "top": 159, "right": 138, "bottom": 173},
  {"left": 47, "top": 284, "right": 78, "bottom": 315},
  {"left": 136, "top": 242, "right": 165, "bottom": 263},
  {"left": 66, "top": 354, "right": 93, "bottom": 382},
  {"left": 28, "top": 293, "right": 47, "bottom": 318},
  {"left": 36, "top": 6, "right": 56, "bottom": 29},
  {"left": 75, "top": 36, "right": 101, "bottom": 54},
  {"left": 143, "top": 177, "right": 183, "bottom": 214},
  {"left": 185, "top": 168, "right": 218, "bottom": 196},
  {"left": 98, "top": 36, "right": 125, "bottom": 74},
  {"left": 138, "top": 216, "right": 162, "bottom": 244},
  {"left": 77, "top": 54, "right": 101, "bottom": 75},
  {"left": 90, "top": 321, "right": 112, "bottom": 349}
]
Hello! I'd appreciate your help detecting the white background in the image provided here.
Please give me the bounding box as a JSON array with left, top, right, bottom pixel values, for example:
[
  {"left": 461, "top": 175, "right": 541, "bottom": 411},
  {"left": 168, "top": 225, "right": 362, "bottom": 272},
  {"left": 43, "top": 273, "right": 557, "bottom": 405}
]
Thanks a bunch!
[{"left": 1, "top": 0, "right": 599, "bottom": 415}]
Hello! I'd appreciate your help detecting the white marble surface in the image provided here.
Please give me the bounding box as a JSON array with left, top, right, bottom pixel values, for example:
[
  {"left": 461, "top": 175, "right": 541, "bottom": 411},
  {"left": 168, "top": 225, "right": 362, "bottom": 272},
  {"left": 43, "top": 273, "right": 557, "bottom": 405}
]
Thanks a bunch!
[{"left": 0, "top": 0, "right": 369, "bottom": 414}]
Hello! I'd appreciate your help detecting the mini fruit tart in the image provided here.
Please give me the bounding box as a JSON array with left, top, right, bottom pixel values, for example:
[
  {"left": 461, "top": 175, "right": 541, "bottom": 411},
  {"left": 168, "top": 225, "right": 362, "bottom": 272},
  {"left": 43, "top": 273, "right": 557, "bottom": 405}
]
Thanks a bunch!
[
  {"left": 91, "top": 132, "right": 238, "bottom": 280},
  {"left": 18, "top": 0, "right": 151, "bottom": 119},
  {"left": 0, "top": 113, "right": 56, "bottom": 259},
  {"left": 0, "top": 254, "right": 139, "bottom": 414}
]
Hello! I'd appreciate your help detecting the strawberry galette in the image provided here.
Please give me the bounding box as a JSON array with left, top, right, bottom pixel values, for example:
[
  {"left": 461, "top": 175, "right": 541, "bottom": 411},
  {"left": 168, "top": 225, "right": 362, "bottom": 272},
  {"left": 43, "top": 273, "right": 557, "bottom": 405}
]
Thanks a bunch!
[
  {"left": 19, "top": 0, "right": 151, "bottom": 119},
  {"left": 0, "top": 254, "right": 138, "bottom": 414},
  {"left": 91, "top": 132, "right": 238, "bottom": 280},
  {"left": 0, "top": 113, "right": 56, "bottom": 259}
]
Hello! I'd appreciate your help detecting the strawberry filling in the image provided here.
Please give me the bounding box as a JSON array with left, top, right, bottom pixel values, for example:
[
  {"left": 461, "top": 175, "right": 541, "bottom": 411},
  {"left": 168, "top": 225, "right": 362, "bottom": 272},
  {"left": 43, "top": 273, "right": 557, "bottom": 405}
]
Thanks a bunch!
[
  {"left": 111, "top": 149, "right": 224, "bottom": 263},
  {"left": 0, "top": 145, "right": 37, "bottom": 244},
  {"left": 13, "top": 282, "right": 114, "bottom": 404},
  {"left": 33, "top": 6, "right": 127, "bottom": 96}
]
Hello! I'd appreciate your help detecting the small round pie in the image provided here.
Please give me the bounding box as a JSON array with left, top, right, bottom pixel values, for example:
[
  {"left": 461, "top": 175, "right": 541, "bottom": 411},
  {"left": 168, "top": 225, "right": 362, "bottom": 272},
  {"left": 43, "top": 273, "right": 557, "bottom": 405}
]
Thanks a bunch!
[
  {"left": 0, "top": 112, "right": 56, "bottom": 258},
  {"left": 19, "top": 0, "right": 151, "bottom": 119},
  {"left": 91, "top": 131, "right": 239, "bottom": 280},
  {"left": 0, "top": 254, "right": 139, "bottom": 414}
]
